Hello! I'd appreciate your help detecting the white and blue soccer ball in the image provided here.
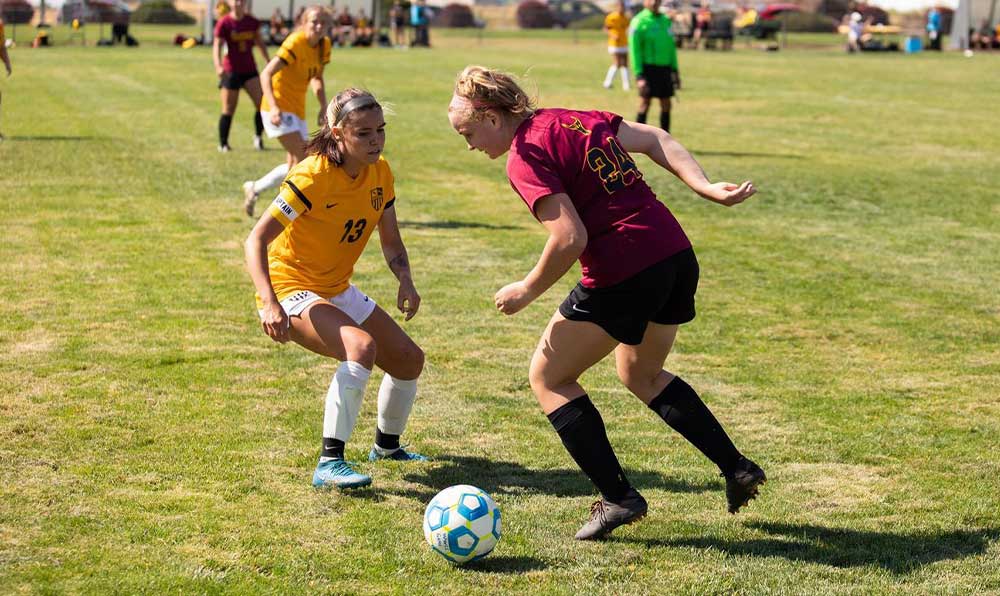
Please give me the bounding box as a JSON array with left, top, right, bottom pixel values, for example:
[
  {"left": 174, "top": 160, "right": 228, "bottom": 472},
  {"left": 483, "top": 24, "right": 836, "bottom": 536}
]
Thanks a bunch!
[{"left": 423, "top": 484, "right": 501, "bottom": 564}]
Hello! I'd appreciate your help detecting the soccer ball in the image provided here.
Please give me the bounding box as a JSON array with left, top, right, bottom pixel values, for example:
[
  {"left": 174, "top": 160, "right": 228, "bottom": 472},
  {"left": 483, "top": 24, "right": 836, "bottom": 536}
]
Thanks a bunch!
[{"left": 423, "top": 484, "right": 501, "bottom": 564}]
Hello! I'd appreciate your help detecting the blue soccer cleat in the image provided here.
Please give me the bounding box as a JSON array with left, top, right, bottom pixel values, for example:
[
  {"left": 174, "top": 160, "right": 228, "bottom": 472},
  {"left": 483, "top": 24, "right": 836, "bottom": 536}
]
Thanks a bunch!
[
  {"left": 368, "top": 445, "right": 429, "bottom": 462},
  {"left": 312, "top": 459, "right": 372, "bottom": 489}
]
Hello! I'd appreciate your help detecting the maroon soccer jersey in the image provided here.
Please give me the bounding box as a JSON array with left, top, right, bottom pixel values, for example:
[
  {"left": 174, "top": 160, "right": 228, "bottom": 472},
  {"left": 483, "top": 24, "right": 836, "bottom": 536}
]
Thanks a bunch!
[
  {"left": 506, "top": 108, "right": 691, "bottom": 288},
  {"left": 215, "top": 14, "right": 261, "bottom": 74}
]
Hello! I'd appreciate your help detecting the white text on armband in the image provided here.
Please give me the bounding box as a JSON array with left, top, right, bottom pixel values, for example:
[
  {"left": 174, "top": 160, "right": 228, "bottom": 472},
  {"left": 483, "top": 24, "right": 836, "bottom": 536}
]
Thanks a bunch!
[{"left": 272, "top": 196, "right": 301, "bottom": 221}]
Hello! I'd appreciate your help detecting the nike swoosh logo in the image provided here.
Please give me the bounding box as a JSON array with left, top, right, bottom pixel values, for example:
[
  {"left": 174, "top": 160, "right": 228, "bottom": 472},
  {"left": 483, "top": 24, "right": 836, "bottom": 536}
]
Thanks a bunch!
[
  {"left": 326, "top": 203, "right": 337, "bottom": 209},
  {"left": 572, "top": 304, "right": 590, "bottom": 314}
]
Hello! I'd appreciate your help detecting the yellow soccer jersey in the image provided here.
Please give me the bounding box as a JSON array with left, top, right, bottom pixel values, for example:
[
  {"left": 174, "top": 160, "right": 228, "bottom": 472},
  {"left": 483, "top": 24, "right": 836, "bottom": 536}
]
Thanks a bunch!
[
  {"left": 262, "top": 31, "right": 331, "bottom": 119},
  {"left": 605, "top": 12, "right": 630, "bottom": 48},
  {"left": 262, "top": 154, "right": 396, "bottom": 304}
]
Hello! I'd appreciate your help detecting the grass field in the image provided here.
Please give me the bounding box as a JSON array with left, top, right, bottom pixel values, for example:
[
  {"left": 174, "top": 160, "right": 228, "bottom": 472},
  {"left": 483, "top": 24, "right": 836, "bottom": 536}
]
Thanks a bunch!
[{"left": 2, "top": 27, "right": 999, "bottom": 594}]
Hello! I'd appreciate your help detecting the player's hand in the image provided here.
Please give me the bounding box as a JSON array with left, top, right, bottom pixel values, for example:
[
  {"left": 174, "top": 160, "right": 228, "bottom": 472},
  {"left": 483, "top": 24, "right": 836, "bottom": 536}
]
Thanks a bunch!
[
  {"left": 494, "top": 281, "right": 535, "bottom": 315},
  {"left": 636, "top": 77, "right": 647, "bottom": 92},
  {"left": 269, "top": 107, "right": 282, "bottom": 126},
  {"left": 699, "top": 181, "right": 757, "bottom": 207},
  {"left": 216, "top": 65, "right": 224, "bottom": 77},
  {"left": 259, "top": 301, "right": 290, "bottom": 343},
  {"left": 397, "top": 279, "right": 421, "bottom": 321}
]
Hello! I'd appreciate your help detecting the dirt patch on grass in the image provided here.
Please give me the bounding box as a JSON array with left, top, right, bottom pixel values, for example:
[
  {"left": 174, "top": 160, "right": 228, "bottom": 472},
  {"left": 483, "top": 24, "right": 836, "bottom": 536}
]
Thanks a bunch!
[
  {"left": 783, "top": 462, "right": 887, "bottom": 513},
  {"left": 9, "top": 333, "right": 59, "bottom": 358}
]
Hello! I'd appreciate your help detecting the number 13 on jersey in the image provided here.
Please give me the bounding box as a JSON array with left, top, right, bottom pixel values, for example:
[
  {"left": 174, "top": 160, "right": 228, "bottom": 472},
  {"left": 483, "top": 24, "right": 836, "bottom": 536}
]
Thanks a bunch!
[{"left": 341, "top": 218, "right": 367, "bottom": 243}]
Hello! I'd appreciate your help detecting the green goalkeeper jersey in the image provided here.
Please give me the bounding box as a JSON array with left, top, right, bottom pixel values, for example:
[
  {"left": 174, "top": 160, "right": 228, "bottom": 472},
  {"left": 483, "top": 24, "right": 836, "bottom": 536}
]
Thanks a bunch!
[{"left": 629, "top": 9, "right": 678, "bottom": 77}]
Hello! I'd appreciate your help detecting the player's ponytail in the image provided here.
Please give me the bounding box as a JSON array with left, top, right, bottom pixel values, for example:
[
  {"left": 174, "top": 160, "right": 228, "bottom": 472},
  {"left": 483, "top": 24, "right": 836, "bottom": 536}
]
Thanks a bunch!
[
  {"left": 452, "top": 65, "right": 536, "bottom": 122},
  {"left": 305, "top": 88, "right": 382, "bottom": 166}
]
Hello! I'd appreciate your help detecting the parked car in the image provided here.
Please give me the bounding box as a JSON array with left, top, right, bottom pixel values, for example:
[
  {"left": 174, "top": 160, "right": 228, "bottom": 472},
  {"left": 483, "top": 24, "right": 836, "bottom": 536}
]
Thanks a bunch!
[{"left": 547, "top": 0, "right": 604, "bottom": 28}]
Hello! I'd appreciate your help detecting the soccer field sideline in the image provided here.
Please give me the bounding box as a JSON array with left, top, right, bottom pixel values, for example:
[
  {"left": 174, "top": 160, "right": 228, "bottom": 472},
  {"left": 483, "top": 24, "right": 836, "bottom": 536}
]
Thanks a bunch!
[{"left": 1, "top": 32, "right": 999, "bottom": 593}]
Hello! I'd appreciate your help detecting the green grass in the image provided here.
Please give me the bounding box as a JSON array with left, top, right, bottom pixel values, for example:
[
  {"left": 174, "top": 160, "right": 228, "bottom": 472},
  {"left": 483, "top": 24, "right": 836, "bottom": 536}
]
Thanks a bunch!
[{"left": 2, "top": 27, "right": 999, "bottom": 594}]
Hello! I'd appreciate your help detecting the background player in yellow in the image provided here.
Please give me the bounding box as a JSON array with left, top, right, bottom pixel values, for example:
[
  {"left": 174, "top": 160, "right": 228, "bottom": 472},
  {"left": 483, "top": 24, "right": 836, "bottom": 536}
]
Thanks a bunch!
[
  {"left": 602, "top": 0, "right": 630, "bottom": 91},
  {"left": 0, "top": 16, "right": 12, "bottom": 142},
  {"left": 245, "top": 89, "right": 427, "bottom": 490},
  {"left": 243, "top": 6, "right": 331, "bottom": 217}
]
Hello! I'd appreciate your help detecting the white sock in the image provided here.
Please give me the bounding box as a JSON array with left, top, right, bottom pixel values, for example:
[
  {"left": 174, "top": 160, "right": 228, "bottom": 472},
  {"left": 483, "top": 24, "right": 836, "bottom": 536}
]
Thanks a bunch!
[
  {"left": 376, "top": 375, "right": 418, "bottom": 442},
  {"left": 603, "top": 65, "right": 617, "bottom": 88},
  {"left": 620, "top": 67, "right": 630, "bottom": 89},
  {"left": 253, "top": 162, "right": 290, "bottom": 194},
  {"left": 322, "top": 361, "right": 372, "bottom": 446}
]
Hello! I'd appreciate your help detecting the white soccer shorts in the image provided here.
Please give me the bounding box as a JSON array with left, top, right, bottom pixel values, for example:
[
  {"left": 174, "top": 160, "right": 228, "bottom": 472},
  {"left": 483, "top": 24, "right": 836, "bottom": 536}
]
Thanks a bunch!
[
  {"left": 261, "top": 110, "right": 310, "bottom": 141},
  {"left": 259, "top": 285, "right": 377, "bottom": 325}
]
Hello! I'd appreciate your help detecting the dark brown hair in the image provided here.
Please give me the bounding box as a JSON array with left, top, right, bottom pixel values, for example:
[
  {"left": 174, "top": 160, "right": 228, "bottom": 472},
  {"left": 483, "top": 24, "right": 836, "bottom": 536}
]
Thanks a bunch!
[{"left": 305, "top": 88, "right": 382, "bottom": 165}]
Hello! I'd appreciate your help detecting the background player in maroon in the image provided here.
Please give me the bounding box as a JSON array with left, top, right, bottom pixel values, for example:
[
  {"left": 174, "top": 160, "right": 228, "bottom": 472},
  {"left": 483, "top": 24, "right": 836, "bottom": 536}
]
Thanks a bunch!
[
  {"left": 448, "top": 65, "right": 765, "bottom": 541},
  {"left": 0, "top": 16, "right": 11, "bottom": 142},
  {"left": 213, "top": 0, "right": 269, "bottom": 152}
]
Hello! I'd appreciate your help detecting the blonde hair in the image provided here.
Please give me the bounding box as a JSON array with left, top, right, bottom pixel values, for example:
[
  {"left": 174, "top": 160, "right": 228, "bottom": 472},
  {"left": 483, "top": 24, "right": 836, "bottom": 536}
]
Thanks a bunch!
[
  {"left": 452, "top": 65, "right": 536, "bottom": 121},
  {"left": 298, "top": 5, "right": 329, "bottom": 27}
]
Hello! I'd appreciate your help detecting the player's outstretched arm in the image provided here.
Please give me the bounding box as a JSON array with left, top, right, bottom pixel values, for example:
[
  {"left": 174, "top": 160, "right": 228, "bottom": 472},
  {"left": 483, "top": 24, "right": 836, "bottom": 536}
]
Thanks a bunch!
[
  {"left": 495, "top": 193, "right": 586, "bottom": 316},
  {"left": 616, "top": 120, "right": 756, "bottom": 207},
  {"left": 245, "top": 212, "right": 290, "bottom": 342},
  {"left": 377, "top": 205, "right": 420, "bottom": 321}
]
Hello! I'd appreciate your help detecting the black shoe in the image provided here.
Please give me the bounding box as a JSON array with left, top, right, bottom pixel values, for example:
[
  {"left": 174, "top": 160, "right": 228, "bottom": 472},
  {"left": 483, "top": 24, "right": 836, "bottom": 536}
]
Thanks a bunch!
[
  {"left": 574, "top": 488, "right": 648, "bottom": 540},
  {"left": 724, "top": 457, "right": 766, "bottom": 514}
]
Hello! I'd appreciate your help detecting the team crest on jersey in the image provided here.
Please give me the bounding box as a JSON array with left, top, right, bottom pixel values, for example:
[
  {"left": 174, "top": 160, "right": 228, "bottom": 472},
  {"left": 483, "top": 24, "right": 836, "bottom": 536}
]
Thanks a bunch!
[
  {"left": 370, "top": 187, "right": 384, "bottom": 210},
  {"left": 561, "top": 117, "right": 592, "bottom": 136}
]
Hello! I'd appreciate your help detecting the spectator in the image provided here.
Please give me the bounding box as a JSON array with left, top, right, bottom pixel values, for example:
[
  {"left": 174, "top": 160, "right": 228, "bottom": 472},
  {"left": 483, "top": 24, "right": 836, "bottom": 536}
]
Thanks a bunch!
[
  {"left": 692, "top": 5, "right": 711, "bottom": 49},
  {"left": 845, "top": 11, "right": 863, "bottom": 53},
  {"left": 705, "top": 10, "right": 733, "bottom": 50},
  {"left": 926, "top": 7, "right": 941, "bottom": 51},
  {"left": 335, "top": 6, "right": 354, "bottom": 47},
  {"left": 411, "top": 0, "right": 430, "bottom": 47},
  {"left": 353, "top": 9, "right": 374, "bottom": 46},
  {"left": 330, "top": 6, "right": 354, "bottom": 47},
  {"left": 32, "top": 27, "right": 51, "bottom": 47},
  {"left": 971, "top": 19, "right": 996, "bottom": 49},
  {"left": 733, "top": 4, "right": 756, "bottom": 31},
  {"left": 269, "top": 7, "right": 289, "bottom": 45},
  {"left": 111, "top": 18, "right": 134, "bottom": 46},
  {"left": 389, "top": 0, "right": 407, "bottom": 47}
]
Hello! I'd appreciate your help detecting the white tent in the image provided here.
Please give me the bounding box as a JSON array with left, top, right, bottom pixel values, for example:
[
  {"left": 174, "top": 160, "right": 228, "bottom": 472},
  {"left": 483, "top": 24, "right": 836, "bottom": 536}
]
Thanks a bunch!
[{"left": 951, "top": 0, "right": 999, "bottom": 48}]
